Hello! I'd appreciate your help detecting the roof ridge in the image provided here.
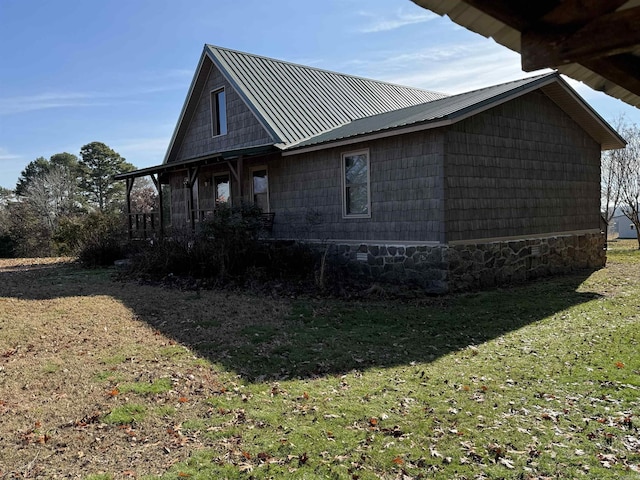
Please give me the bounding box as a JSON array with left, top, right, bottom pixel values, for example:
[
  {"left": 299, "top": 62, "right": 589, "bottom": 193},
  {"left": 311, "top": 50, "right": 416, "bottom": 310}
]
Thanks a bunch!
[
  {"left": 204, "top": 44, "right": 448, "bottom": 146},
  {"left": 205, "top": 44, "right": 446, "bottom": 97}
]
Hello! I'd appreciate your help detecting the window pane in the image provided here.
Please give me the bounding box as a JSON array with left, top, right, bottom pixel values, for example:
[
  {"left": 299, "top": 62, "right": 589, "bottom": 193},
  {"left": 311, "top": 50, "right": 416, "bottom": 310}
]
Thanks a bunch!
[
  {"left": 347, "top": 186, "right": 368, "bottom": 215},
  {"left": 216, "top": 90, "right": 227, "bottom": 135},
  {"left": 345, "top": 154, "right": 367, "bottom": 185},
  {"left": 253, "top": 170, "right": 268, "bottom": 194},
  {"left": 212, "top": 89, "right": 227, "bottom": 136},
  {"left": 343, "top": 152, "right": 369, "bottom": 216},
  {"left": 252, "top": 169, "right": 268, "bottom": 211},
  {"left": 215, "top": 175, "right": 230, "bottom": 203}
]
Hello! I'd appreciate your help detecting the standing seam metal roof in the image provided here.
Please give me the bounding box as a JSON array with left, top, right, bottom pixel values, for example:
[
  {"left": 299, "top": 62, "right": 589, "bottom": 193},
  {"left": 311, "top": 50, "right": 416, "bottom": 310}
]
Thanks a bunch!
[
  {"left": 285, "top": 73, "right": 626, "bottom": 151},
  {"left": 205, "top": 45, "right": 447, "bottom": 146},
  {"left": 287, "top": 73, "right": 554, "bottom": 149}
]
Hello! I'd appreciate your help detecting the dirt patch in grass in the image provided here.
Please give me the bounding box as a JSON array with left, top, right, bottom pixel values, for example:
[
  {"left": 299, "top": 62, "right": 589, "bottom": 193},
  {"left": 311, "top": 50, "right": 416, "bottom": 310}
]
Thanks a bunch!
[
  {"left": 0, "top": 258, "right": 288, "bottom": 478},
  {"left": 0, "top": 250, "right": 639, "bottom": 478}
]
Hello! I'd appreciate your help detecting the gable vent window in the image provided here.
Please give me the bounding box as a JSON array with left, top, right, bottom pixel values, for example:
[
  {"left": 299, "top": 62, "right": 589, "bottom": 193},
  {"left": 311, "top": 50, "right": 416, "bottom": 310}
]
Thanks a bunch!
[
  {"left": 342, "top": 149, "right": 370, "bottom": 218},
  {"left": 211, "top": 88, "right": 227, "bottom": 136}
]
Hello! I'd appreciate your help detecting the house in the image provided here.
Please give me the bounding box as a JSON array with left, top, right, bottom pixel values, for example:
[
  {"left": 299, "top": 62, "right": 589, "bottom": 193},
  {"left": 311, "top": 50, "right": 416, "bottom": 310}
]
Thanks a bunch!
[
  {"left": 116, "top": 45, "right": 625, "bottom": 292},
  {"left": 611, "top": 211, "right": 639, "bottom": 239}
]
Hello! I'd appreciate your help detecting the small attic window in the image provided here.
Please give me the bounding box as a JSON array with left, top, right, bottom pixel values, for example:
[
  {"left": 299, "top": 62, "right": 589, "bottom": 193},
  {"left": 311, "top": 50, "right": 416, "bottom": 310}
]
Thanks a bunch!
[{"left": 210, "top": 88, "right": 227, "bottom": 136}]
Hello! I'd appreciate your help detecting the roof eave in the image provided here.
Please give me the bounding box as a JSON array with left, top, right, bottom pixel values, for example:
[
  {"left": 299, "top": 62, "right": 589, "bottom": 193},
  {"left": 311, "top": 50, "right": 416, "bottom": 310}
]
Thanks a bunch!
[
  {"left": 116, "top": 144, "right": 278, "bottom": 181},
  {"left": 283, "top": 74, "right": 625, "bottom": 155}
]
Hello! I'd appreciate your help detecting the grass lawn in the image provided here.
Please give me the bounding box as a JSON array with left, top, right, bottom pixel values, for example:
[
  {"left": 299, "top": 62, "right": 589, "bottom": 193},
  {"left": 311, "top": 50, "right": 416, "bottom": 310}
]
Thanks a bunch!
[{"left": 0, "top": 241, "right": 638, "bottom": 479}]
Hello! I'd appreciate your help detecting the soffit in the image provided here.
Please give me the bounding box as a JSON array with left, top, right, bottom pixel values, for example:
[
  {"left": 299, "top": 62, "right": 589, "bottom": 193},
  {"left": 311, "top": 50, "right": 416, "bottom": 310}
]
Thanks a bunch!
[{"left": 412, "top": 0, "right": 640, "bottom": 109}]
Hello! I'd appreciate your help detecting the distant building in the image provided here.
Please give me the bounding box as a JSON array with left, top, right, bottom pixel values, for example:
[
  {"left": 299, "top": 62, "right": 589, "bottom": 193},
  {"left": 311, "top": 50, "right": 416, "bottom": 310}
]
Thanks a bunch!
[{"left": 611, "top": 212, "right": 639, "bottom": 239}]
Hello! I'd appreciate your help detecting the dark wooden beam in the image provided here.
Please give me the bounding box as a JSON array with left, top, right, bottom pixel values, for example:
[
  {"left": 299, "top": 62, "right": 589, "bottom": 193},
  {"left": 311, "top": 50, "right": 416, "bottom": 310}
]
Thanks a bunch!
[
  {"left": 540, "top": 0, "right": 627, "bottom": 26},
  {"left": 522, "top": 7, "right": 640, "bottom": 71},
  {"left": 581, "top": 54, "right": 640, "bottom": 97},
  {"left": 462, "top": 0, "right": 557, "bottom": 30}
]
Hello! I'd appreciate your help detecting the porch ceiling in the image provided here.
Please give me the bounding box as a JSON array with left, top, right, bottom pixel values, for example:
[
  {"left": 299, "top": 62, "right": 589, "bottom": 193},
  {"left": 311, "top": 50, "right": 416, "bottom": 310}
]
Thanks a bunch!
[{"left": 412, "top": 0, "right": 640, "bottom": 109}]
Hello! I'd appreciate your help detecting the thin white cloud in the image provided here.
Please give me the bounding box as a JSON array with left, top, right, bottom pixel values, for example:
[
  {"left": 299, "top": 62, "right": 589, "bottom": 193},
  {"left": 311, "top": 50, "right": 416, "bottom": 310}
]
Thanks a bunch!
[
  {"left": 115, "top": 137, "right": 169, "bottom": 155},
  {"left": 342, "top": 42, "right": 544, "bottom": 94},
  {"left": 358, "top": 8, "right": 436, "bottom": 33},
  {"left": 0, "top": 92, "right": 108, "bottom": 115},
  {"left": 0, "top": 69, "right": 191, "bottom": 116},
  {"left": 0, "top": 147, "right": 23, "bottom": 162}
]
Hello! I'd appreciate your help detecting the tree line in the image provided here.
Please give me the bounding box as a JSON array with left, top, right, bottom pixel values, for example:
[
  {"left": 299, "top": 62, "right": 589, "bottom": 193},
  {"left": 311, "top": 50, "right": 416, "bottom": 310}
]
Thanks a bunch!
[
  {"left": 601, "top": 118, "right": 640, "bottom": 249},
  {"left": 0, "top": 141, "right": 156, "bottom": 258}
]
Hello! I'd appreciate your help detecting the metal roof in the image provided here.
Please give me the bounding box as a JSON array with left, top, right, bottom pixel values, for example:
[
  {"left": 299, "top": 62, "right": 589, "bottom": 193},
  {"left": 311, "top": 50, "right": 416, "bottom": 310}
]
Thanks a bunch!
[
  {"left": 411, "top": 0, "right": 640, "bottom": 109},
  {"left": 205, "top": 45, "right": 448, "bottom": 146},
  {"left": 157, "top": 44, "right": 624, "bottom": 172},
  {"left": 285, "top": 73, "right": 626, "bottom": 152}
]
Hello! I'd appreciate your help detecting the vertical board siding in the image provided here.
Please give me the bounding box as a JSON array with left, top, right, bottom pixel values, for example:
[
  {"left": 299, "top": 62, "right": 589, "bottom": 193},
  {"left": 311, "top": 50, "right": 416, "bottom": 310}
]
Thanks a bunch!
[
  {"left": 269, "top": 130, "right": 446, "bottom": 242},
  {"left": 444, "top": 90, "right": 601, "bottom": 242},
  {"left": 174, "top": 64, "right": 273, "bottom": 162}
]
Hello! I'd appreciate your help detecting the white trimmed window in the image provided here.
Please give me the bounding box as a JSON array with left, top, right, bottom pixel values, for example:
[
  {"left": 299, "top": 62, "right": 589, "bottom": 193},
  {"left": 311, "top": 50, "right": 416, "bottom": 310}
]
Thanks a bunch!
[
  {"left": 342, "top": 149, "right": 370, "bottom": 217},
  {"left": 210, "top": 88, "right": 227, "bottom": 136}
]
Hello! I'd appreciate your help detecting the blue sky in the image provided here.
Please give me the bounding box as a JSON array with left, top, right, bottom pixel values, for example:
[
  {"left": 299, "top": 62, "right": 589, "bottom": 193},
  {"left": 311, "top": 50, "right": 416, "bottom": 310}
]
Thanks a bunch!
[{"left": 1, "top": 0, "right": 639, "bottom": 190}]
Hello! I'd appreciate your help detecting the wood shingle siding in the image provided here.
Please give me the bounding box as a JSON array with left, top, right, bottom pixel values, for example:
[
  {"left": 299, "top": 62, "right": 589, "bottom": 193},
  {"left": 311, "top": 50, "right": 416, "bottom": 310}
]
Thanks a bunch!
[
  {"left": 443, "top": 91, "right": 601, "bottom": 242},
  {"left": 270, "top": 130, "right": 445, "bottom": 243},
  {"left": 175, "top": 63, "right": 273, "bottom": 163}
]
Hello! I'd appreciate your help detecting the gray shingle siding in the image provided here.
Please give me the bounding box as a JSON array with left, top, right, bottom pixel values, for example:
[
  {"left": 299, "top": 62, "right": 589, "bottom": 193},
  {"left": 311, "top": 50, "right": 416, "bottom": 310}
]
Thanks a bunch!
[
  {"left": 443, "top": 90, "right": 601, "bottom": 242},
  {"left": 270, "top": 130, "right": 445, "bottom": 242},
  {"left": 174, "top": 64, "right": 273, "bottom": 162}
]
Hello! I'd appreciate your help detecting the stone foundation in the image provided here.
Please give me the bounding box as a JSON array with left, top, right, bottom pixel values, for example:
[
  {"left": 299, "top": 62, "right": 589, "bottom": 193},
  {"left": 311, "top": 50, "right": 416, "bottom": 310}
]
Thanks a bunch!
[{"left": 320, "top": 231, "right": 605, "bottom": 293}]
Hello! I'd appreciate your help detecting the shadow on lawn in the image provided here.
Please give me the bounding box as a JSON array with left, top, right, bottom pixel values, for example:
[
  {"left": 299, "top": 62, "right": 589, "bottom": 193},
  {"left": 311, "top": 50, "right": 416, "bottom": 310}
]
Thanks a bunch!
[{"left": 0, "top": 261, "right": 602, "bottom": 381}]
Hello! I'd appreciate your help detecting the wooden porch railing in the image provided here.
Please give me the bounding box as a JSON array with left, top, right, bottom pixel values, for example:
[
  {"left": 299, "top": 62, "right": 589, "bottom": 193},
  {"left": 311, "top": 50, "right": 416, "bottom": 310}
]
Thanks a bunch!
[{"left": 127, "top": 212, "right": 160, "bottom": 239}]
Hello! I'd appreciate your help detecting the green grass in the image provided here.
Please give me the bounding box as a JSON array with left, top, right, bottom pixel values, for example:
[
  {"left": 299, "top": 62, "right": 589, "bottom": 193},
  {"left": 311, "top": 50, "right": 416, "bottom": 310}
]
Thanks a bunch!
[
  {"left": 2, "top": 246, "right": 639, "bottom": 479},
  {"left": 101, "top": 404, "right": 147, "bottom": 425},
  {"left": 143, "top": 245, "right": 640, "bottom": 479}
]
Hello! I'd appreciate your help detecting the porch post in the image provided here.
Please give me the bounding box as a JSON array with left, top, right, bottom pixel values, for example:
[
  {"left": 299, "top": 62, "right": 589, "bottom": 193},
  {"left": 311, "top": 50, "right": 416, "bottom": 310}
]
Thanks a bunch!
[
  {"left": 125, "top": 177, "right": 134, "bottom": 240},
  {"left": 187, "top": 166, "right": 199, "bottom": 230},
  {"left": 226, "top": 155, "right": 244, "bottom": 201},
  {"left": 150, "top": 173, "right": 164, "bottom": 238}
]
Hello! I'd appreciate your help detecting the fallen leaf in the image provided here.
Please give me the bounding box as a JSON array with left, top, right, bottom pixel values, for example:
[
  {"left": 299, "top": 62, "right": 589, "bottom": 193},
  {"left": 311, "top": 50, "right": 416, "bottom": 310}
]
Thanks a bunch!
[
  {"left": 429, "top": 445, "right": 442, "bottom": 458},
  {"left": 499, "top": 457, "right": 515, "bottom": 469}
]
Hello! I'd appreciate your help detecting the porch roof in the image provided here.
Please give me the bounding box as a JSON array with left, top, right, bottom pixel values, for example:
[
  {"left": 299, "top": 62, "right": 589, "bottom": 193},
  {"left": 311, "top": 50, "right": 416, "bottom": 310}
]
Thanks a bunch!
[{"left": 114, "top": 144, "right": 277, "bottom": 181}]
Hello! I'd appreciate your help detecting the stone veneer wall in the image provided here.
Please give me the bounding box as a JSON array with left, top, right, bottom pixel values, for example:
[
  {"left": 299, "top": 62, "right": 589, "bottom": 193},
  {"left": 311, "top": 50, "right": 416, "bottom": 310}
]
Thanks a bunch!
[{"left": 320, "top": 231, "right": 605, "bottom": 293}]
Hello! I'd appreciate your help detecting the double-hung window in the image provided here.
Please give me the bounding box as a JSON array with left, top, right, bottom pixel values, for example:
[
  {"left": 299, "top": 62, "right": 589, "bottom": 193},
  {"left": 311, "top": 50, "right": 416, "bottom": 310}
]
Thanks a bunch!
[
  {"left": 342, "top": 149, "right": 370, "bottom": 217},
  {"left": 210, "top": 88, "right": 227, "bottom": 136}
]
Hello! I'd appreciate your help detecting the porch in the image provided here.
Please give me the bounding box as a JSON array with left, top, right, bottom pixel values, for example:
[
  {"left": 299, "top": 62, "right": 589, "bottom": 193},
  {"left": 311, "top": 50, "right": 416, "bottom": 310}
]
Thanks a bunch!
[{"left": 114, "top": 145, "right": 278, "bottom": 240}]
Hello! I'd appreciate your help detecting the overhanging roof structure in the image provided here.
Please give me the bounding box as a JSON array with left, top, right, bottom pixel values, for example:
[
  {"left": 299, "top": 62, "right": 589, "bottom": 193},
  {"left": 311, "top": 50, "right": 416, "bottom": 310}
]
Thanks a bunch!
[{"left": 412, "top": 0, "right": 640, "bottom": 109}]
